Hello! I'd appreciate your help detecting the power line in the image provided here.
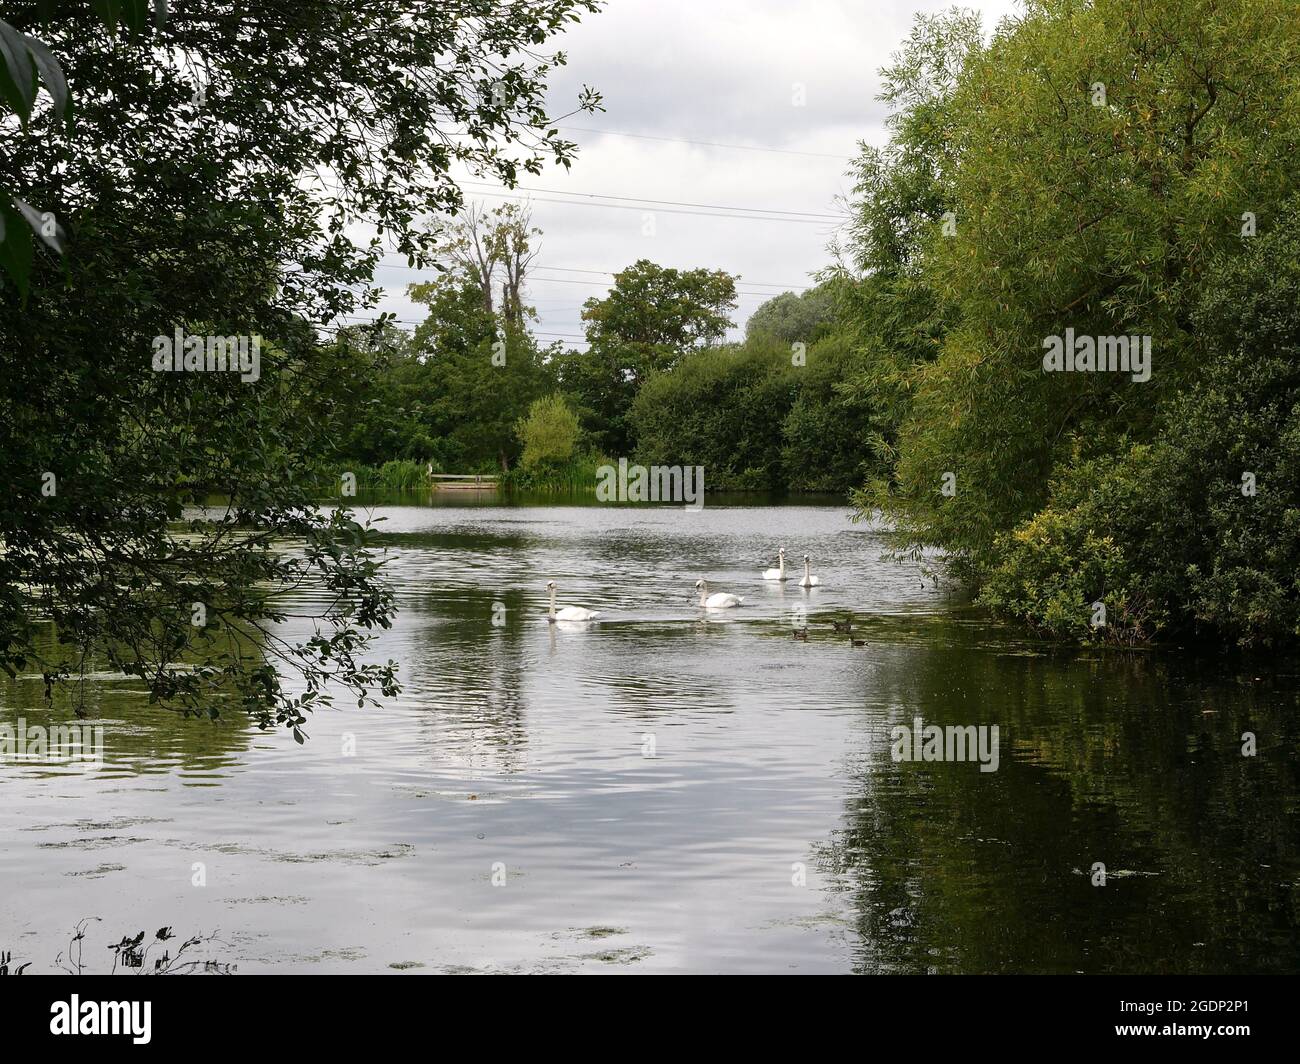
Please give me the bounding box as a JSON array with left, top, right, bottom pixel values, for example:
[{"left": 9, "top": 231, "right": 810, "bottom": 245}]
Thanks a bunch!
[
  {"left": 553, "top": 124, "right": 852, "bottom": 161},
  {"left": 371, "top": 265, "right": 800, "bottom": 299},
  {"left": 318, "top": 324, "right": 592, "bottom": 346},
  {"left": 528, "top": 265, "right": 811, "bottom": 290},
  {"left": 521, "top": 276, "right": 790, "bottom": 298},
  {"left": 460, "top": 180, "right": 844, "bottom": 220},
  {"left": 330, "top": 315, "right": 589, "bottom": 341},
  {"left": 372, "top": 261, "right": 812, "bottom": 292},
  {"left": 466, "top": 189, "right": 839, "bottom": 225}
]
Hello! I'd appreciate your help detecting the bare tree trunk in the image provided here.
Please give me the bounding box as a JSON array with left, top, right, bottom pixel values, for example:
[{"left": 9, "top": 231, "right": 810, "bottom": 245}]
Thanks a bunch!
[{"left": 437, "top": 202, "right": 537, "bottom": 324}]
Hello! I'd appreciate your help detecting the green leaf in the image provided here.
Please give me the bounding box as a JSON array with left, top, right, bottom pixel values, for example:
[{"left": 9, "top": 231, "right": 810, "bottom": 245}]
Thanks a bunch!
[
  {"left": 0, "top": 20, "right": 37, "bottom": 123},
  {"left": 122, "top": 0, "right": 150, "bottom": 35},
  {"left": 0, "top": 196, "right": 33, "bottom": 297},
  {"left": 91, "top": 0, "right": 121, "bottom": 33},
  {"left": 14, "top": 197, "right": 67, "bottom": 254},
  {"left": 21, "top": 34, "right": 68, "bottom": 120}
]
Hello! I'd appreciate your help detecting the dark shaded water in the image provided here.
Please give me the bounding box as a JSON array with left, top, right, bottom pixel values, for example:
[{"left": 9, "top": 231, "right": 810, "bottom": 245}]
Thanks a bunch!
[{"left": 3, "top": 499, "right": 1298, "bottom": 973}]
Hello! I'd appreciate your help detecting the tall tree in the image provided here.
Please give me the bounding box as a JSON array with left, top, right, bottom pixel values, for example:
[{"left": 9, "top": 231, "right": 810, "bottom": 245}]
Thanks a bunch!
[
  {"left": 562, "top": 259, "right": 737, "bottom": 454},
  {"left": 406, "top": 276, "right": 555, "bottom": 472},
  {"left": 829, "top": 9, "right": 979, "bottom": 504}
]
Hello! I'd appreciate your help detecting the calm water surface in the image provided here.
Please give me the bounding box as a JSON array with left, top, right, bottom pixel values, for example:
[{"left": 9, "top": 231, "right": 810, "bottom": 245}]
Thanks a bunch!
[{"left": 3, "top": 499, "right": 1298, "bottom": 973}]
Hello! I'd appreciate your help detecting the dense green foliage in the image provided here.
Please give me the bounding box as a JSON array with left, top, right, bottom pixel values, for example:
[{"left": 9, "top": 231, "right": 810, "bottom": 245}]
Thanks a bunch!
[
  {"left": 630, "top": 336, "right": 795, "bottom": 491},
  {"left": 333, "top": 206, "right": 563, "bottom": 475},
  {"left": 556, "top": 259, "right": 738, "bottom": 456},
  {"left": 840, "top": 0, "right": 1300, "bottom": 646},
  {"left": 399, "top": 278, "right": 555, "bottom": 472},
  {"left": 779, "top": 331, "right": 881, "bottom": 492},
  {"left": 629, "top": 329, "right": 877, "bottom": 492},
  {"left": 981, "top": 213, "right": 1300, "bottom": 644},
  {"left": 744, "top": 282, "right": 838, "bottom": 345},
  {"left": 342, "top": 248, "right": 880, "bottom": 494}
]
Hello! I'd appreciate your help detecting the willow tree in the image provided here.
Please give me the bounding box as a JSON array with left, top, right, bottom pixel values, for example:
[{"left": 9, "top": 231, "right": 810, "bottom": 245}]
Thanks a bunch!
[
  {"left": 855, "top": 0, "right": 1300, "bottom": 582},
  {"left": 0, "top": 0, "right": 602, "bottom": 735}
]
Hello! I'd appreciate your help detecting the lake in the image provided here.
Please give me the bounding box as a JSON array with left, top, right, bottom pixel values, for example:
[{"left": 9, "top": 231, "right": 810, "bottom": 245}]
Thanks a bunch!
[{"left": 3, "top": 498, "right": 1298, "bottom": 973}]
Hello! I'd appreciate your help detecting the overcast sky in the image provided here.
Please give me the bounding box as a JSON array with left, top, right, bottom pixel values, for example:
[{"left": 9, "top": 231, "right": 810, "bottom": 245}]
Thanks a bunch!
[{"left": 370, "top": 0, "right": 1023, "bottom": 346}]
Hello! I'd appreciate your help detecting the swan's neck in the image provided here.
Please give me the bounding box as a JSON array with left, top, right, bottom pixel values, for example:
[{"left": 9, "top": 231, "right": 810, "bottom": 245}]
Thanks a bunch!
[
  {"left": 779, "top": 553, "right": 786, "bottom": 576},
  {"left": 698, "top": 583, "right": 708, "bottom": 607},
  {"left": 804, "top": 558, "right": 810, "bottom": 580},
  {"left": 548, "top": 586, "right": 556, "bottom": 619}
]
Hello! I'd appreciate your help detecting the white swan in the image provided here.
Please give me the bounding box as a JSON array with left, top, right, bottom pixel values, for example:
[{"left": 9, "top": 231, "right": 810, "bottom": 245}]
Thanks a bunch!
[
  {"left": 762, "top": 547, "right": 788, "bottom": 581},
  {"left": 546, "top": 580, "right": 599, "bottom": 623},
  {"left": 799, "top": 554, "right": 821, "bottom": 588},
  {"left": 696, "top": 579, "right": 743, "bottom": 609}
]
